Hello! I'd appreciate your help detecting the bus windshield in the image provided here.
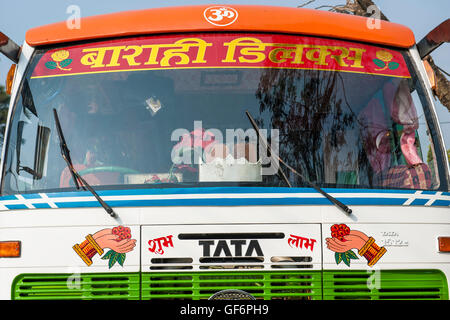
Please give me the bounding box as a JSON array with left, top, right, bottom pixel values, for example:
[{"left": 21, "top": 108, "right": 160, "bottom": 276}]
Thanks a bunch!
[{"left": 1, "top": 33, "right": 443, "bottom": 194}]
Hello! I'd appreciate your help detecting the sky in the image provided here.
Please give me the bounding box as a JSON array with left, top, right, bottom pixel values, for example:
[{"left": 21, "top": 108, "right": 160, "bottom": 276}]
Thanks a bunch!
[{"left": 0, "top": 0, "right": 449, "bottom": 146}]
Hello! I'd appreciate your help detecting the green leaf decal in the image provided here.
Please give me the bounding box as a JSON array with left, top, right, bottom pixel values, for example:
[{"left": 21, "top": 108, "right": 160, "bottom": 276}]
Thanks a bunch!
[
  {"left": 60, "top": 59, "right": 72, "bottom": 68},
  {"left": 346, "top": 250, "right": 359, "bottom": 260},
  {"left": 45, "top": 61, "right": 57, "bottom": 69},
  {"left": 108, "top": 251, "right": 119, "bottom": 269},
  {"left": 342, "top": 252, "right": 351, "bottom": 267},
  {"left": 335, "top": 252, "right": 343, "bottom": 265},
  {"left": 101, "top": 249, "right": 114, "bottom": 260},
  {"left": 373, "top": 59, "right": 385, "bottom": 68},
  {"left": 118, "top": 253, "right": 126, "bottom": 267},
  {"left": 388, "top": 62, "right": 399, "bottom": 70}
]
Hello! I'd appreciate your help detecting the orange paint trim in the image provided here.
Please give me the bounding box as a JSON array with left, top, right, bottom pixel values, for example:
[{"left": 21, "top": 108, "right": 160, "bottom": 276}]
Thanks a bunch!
[{"left": 26, "top": 5, "right": 415, "bottom": 48}]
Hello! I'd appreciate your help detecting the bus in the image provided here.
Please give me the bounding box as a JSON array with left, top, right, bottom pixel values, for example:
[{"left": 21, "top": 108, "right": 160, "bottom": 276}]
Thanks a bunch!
[{"left": 0, "top": 5, "right": 449, "bottom": 300}]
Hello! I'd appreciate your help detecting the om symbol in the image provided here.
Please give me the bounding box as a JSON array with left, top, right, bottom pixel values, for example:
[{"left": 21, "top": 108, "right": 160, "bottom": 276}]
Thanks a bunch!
[{"left": 204, "top": 6, "right": 238, "bottom": 26}]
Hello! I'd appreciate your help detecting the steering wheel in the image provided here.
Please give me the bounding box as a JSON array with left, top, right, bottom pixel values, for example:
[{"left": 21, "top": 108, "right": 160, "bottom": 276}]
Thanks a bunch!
[{"left": 78, "top": 166, "right": 140, "bottom": 176}]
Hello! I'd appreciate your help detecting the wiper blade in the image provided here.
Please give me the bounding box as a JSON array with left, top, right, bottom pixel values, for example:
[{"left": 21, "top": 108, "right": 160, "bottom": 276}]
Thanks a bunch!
[
  {"left": 243, "top": 113, "right": 292, "bottom": 188},
  {"left": 53, "top": 109, "right": 80, "bottom": 190},
  {"left": 245, "top": 111, "right": 352, "bottom": 216},
  {"left": 53, "top": 108, "right": 116, "bottom": 218}
]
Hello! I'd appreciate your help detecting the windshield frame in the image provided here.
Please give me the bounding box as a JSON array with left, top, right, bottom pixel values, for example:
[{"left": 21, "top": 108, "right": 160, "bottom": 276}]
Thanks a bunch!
[
  {"left": 405, "top": 47, "right": 450, "bottom": 190},
  {"left": 1, "top": 32, "right": 448, "bottom": 195}
]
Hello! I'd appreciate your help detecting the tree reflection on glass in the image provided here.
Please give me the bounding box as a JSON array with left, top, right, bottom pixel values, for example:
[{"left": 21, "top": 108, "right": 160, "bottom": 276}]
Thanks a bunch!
[{"left": 255, "top": 68, "right": 360, "bottom": 187}]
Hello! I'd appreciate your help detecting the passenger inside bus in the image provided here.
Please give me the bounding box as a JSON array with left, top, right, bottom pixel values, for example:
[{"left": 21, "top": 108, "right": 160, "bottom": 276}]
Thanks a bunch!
[{"left": 357, "top": 79, "right": 432, "bottom": 189}]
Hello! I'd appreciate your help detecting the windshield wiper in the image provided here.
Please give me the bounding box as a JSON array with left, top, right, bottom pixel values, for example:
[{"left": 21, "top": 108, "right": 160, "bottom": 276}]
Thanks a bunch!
[
  {"left": 244, "top": 115, "right": 292, "bottom": 188},
  {"left": 53, "top": 108, "right": 116, "bottom": 218},
  {"left": 245, "top": 111, "right": 352, "bottom": 215}
]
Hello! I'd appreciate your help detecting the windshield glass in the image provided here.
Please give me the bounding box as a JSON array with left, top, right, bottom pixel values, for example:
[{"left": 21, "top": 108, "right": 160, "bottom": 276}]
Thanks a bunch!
[{"left": 1, "top": 33, "right": 444, "bottom": 194}]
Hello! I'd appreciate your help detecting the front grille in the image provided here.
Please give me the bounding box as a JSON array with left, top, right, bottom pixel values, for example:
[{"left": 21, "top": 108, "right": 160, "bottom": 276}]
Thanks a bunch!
[
  {"left": 141, "top": 271, "right": 322, "bottom": 300},
  {"left": 12, "top": 273, "right": 140, "bottom": 300},
  {"left": 149, "top": 255, "right": 314, "bottom": 270},
  {"left": 11, "top": 269, "right": 448, "bottom": 300},
  {"left": 323, "top": 270, "right": 449, "bottom": 300}
]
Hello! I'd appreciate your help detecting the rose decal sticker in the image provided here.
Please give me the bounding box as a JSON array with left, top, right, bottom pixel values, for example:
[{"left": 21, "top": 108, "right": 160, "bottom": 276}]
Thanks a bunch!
[
  {"left": 45, "top": 50, "right": 73, "bottom": 71},
  {"left": 73, "top": 226, "right": 136, "bottom": 268},
  {"left": 101, "top": 226, "right": 132, "bottom": 268},
  {"left": 328, "top": 224, "right": 359, "bottom": 266},
  {"left": 373, "top": 50, "right": 399, "bottom": 71},
  {"left": 326, "top": 224, "right": 387, "bottom": 267}
]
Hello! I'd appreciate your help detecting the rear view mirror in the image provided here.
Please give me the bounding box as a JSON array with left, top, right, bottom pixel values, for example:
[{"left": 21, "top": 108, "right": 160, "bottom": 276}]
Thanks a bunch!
[
  {"left": 33, "top": 125, "right": 51, "bottom": 179},
  {"left": 0, "top": 31, "right": 20, "bottom": 63},
  {"left": 21, "top": 80, "right": 38, "bottom": 117},
  {"left": 15, "top": 121, "right": 24, "bottom": 174},
  {"left": 16, "top": 121, "right": 50, "bottom": 180},
  {"left": 417, "top": 19, "right": 450, "bottom": 59}
]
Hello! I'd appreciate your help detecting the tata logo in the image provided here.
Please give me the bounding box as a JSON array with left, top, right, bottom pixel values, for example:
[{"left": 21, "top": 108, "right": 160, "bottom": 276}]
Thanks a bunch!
[{"left": 199, "top": 240, "right": 263, "bottom": 257}]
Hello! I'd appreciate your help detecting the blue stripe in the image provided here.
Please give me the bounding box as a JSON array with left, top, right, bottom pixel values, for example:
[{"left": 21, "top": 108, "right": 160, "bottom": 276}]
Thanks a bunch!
[
  {"left": 339, "top": 198, "right": 406, "bottom": 206},
  {"left": 324, "top": 188, "right": 417, "bottom": 194},
  {"left": 105, "top": 197, "right": 334, "bottom": 207},
  {"left": 5, "top": 204, "right": 29, "bottom": 210},
  {"left": 50, "top": 198, "right": 335, "bottom": 208},
  {"left": 431, "top": 200, "right": 450, "bottom": 207},
  {"left": 32, "top": 203, "right": 52, "bottom": 209},
  {"left": 42, "top": 196, "right": 410, "bottom": 208},
  {"left": 42, "top": 186, "right": 420, "bottom": 199},
  {"left": 1, "top": 195, "right": 18, "bottom": 200},
  {"left": 46, "top": 191, "right": 94, "bottom": 198},
  {"left": 410, "top": 199, "right": 429, "bottom": 206},
  {"left": 21, "top": 194, "right": 42, "bottom": 199},
  {"left": 46, "top": 187, "right": 321, "bottom": 198},
  {"left": 54, "top": 201, "right": 101, "bottom": 208},
  {"left": 0, "top": 187, "right": 448, "bottom": 210},
  {"left": 420, "top": 191, "right": 436, "bottom": 195}
]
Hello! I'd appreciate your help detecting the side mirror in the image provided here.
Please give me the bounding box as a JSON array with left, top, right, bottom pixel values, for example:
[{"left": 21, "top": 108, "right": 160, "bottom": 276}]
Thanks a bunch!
[
  {"left": 21, "top": 80, "right": 38, "bottom": 117},
  {"left": 417, "top": 19, "right": 450, "bottom": 59},
  {"left": 34, "top": 125, "right": 51, "bottom": 179},
  {"left": 16, "top": 121, "right": 51, "bottom": 180},
  {"left": 0, "top": 31, "right": 20, "bottom": 63},
  {"left": 15, "top": 121, "right": 25, "bottom": 174}
]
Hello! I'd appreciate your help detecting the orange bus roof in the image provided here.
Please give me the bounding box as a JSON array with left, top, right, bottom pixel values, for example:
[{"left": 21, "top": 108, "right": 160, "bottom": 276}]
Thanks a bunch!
[{"left": 25, "top": 5, "right": 416, "bottom": 48}]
